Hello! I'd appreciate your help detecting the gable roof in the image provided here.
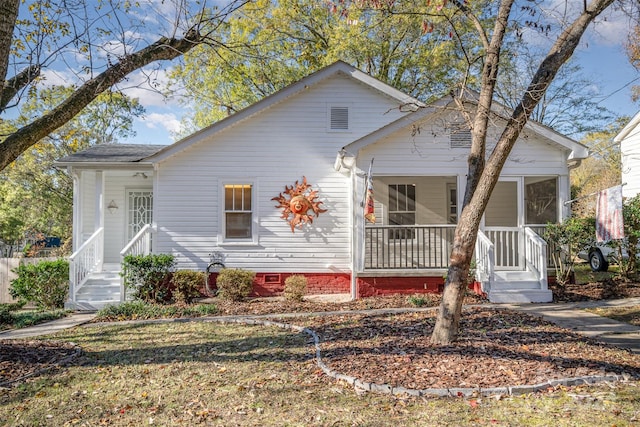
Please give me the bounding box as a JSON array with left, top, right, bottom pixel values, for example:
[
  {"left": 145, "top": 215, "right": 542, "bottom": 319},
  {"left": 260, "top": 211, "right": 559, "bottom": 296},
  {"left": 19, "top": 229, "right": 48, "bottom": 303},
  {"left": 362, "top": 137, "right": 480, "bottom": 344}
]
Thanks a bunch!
[
  {"left": 55, "top": 144, "right": 166, "bottom": 167},
  {"left": 343, "top": 93, "right": 588, "bottom": 161},
  {"left": 145, "top": 60, "right": 424, "bottom": 163}
]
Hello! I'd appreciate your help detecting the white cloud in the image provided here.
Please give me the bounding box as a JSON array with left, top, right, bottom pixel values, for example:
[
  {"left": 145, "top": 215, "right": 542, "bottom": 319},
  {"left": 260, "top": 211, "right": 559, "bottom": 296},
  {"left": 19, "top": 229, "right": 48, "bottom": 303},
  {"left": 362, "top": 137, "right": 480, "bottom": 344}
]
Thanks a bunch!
[{"left": 142, "top": 112, "right": 183, "bottom": 135}]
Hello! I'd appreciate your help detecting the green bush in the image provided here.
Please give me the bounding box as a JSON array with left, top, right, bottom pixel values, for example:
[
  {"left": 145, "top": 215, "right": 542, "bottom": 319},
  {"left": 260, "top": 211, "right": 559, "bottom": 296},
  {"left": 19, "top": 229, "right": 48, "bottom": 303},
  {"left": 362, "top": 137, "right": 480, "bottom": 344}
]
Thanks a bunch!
[
  {"left": 215, "top": 268, "right": 255, "bottom": 301},
  {"left": 95, "top": 300, "right": 217, "bottom": 321},
  {"left": 407, "top": 294, "right": 437, "bottom": 307},
  {"left": 122, "top": 254, "right": 175, "bottom": 304},
  {"left": 0, "top": 302, "right": 24, "bottom": 325},
  {"left": 283, "top": 275, "right": 307, "bottom": 302},
  {"left": 172, "top": 270, "right": 205, "bottom": 304},
  {"left": 544, "top": 217, "right": 595, "bottom": 285},
  {"left": 10, "top": 259, "right": 69, "bottom": 309}
]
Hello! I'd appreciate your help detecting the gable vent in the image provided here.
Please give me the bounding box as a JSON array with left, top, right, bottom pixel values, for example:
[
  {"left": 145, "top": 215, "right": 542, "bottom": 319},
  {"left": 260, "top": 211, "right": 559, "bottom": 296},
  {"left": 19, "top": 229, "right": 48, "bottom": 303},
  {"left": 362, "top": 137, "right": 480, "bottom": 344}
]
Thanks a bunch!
[
  {"left": 330, "top": 106, "right": 349, "bottom": 130},
  {"left": 450, "top": 124, "right": 472, "bottom": 148}
]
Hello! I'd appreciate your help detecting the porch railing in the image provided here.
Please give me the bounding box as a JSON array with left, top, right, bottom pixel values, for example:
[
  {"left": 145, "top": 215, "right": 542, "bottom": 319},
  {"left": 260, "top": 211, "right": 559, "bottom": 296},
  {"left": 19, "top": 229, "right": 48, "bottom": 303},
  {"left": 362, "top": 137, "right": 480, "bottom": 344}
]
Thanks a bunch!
[
  {"left": 484, "top": 227, "right": 522, "bottom": 269},
  {"left": 364, "top": 225, "right": 456, "bottom": 269},
  {"left": 524, "top": 227, "right": 548, "bottom": 287},
  {"left": 475, "top": 230, "right": 495, "bottom": 294},
  {"left": 119, "top": 224, "right": 153, "bottom": 301},
  {"left": 68, "top": 227, "right": 104, "bottom": 303}
]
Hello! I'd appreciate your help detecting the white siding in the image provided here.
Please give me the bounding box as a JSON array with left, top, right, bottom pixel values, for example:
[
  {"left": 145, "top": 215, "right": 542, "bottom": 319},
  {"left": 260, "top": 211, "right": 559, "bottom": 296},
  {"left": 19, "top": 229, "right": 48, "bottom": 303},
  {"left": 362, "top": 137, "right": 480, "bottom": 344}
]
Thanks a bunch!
[
  {"left": 358, "top": 111, "right": 570, "bottom": 177},
  {"left": 154, "top": 75, "right": 409, "bottom": 272},
  {"left": 621, "top": 129, "right": 640, "bottom": 199}
]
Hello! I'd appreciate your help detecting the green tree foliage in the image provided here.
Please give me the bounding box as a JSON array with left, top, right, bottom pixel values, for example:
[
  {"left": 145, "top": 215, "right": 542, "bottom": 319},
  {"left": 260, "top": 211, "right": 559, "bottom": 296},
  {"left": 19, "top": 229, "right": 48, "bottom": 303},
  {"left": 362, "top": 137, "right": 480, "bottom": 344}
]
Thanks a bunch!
[
  {"left": 171, "top": 0, "right": 478, "bottom": 133},
  {"left": 0, "top": 88, "right": 143, "bottom": 248},
  {"left": 571, "top": 118, "right": 627, "bottom": 217}
]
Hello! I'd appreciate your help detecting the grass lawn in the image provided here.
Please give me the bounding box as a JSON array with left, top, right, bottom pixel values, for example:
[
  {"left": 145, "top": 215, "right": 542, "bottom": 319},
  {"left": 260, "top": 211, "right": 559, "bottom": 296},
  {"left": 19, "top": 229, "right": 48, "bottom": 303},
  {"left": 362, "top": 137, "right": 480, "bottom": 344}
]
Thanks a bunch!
[
  {"left": 0, "top": 308, "right": 69, "bottom": 332},
  {"left": 1, "top": 321, "right": 639, "bottom": 426},
  {"left": 586, "top": 305, "right": 640, "bottom": 326}
]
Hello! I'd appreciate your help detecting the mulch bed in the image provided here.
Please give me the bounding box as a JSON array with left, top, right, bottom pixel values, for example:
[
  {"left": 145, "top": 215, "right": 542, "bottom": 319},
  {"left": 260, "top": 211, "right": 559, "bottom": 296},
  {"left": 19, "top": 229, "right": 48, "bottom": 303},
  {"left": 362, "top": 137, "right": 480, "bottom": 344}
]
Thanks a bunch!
[
  {"left": 305, "top": 308, "right": 640, "bottom": 390},
  {"left": 2, "top": 281, "right": 640, "bottom": 392}
]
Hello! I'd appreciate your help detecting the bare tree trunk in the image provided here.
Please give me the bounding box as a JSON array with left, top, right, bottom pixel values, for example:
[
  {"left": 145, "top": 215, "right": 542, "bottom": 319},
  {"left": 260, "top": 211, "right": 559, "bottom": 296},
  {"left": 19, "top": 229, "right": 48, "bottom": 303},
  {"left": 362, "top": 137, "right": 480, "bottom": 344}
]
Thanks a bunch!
[
  {"left": 0, "top": 0, "right": 19, "bottom": 93},
  {"left": 431, "top": 0, "right": 617, "bottom": 344}
]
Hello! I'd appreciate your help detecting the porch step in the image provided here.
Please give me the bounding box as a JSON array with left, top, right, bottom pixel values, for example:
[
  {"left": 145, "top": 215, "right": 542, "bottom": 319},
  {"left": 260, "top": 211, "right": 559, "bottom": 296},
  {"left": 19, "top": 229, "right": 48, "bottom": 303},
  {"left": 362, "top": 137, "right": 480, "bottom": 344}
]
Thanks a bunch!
[
  {"left": 487, "top": 289, "right": 553, "bottom": 304},
  {"left": 67, "top": 268, "right": 122, "bottom": 311},
  {"left": 487, "top": 270, "right": 552, "bottom": 303},
  {"left": 492, "top": 271, "right": 541, "bottom": 290}
]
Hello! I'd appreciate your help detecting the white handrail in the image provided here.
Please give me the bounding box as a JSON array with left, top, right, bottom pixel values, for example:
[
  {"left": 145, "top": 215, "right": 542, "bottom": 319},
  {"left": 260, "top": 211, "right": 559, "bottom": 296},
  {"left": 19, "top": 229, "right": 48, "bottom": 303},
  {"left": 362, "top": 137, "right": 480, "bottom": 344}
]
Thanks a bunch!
[
  {"left": 68, "top": 227, "right": 104, "bottom": 303},
  {"left": 119, "top": 224, "right": 153, "bottom": 301},
  {"left": 474, "top": 230, "right": 495, "bottom": 295},
  {"left": 524, "top": 227, "right": 548, "bottom": 288},
  {"left": 120, "top": 224, "right": 153, "bottom": 258}
]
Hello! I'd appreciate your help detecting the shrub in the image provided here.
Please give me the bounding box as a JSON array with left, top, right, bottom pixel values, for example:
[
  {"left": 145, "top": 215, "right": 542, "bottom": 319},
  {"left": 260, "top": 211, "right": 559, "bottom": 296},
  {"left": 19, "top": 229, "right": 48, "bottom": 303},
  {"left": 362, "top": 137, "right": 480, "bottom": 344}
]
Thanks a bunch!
[
  {"left": 122, "top": 254, "right": 175, "bottom": 304},
  {"left": 544, "top": 217, "right": 594, "bottom": 285},
  {"left": 10, "top": 259, "right": 69, "bottom": 309},
  {"left": 407, "top": 294, "right": 437, "bottom": 307},
  {"left": 95, "top": 300, "right": 217, "bottom": 321},
  {"left": 215, "top": 268, "right": 255, "bottom": 301},
  {"left": 0, "top": 302, "right": 24, "bottom": 325},
  {"left": 172, "top": 270, "right": 205, "bottom": 304},
  {"left": 283, "top": 275, "right": 307, "bottom": 302}
]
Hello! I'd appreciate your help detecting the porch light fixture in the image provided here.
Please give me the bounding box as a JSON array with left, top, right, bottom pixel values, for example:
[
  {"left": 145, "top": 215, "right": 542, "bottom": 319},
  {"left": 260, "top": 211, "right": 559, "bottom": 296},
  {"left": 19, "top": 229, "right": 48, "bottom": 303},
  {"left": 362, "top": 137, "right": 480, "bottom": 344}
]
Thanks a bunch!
[{"left": 107, "top": 200, "right": 119, "bottom": 214}]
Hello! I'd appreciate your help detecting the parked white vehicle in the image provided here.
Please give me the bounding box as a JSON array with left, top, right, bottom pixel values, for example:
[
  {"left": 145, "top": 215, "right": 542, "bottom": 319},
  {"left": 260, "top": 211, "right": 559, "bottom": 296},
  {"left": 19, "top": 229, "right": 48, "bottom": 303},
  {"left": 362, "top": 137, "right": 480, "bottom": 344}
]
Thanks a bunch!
[{"left": 578, "top": 242, "right": 639, "bottom": 272}]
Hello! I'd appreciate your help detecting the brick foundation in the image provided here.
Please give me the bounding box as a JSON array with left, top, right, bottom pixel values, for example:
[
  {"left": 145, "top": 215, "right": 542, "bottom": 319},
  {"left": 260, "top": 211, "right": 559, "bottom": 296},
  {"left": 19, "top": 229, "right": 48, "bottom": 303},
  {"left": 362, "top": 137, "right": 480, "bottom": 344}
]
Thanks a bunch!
[
  {"left": 356, "top": 276, "right": 445, "bottom": 298},
  {"left": 206, "top": 272, "right": 351, "bottom": 297}
]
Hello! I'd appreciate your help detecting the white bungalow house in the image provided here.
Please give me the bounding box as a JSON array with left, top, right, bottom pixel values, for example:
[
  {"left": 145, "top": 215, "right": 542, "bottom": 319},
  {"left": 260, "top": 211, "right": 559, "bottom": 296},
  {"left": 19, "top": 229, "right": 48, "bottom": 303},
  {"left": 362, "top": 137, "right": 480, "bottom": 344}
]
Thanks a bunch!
[
  {"left": 615, "top": 111, "right": 640, "bottom": 199},
  {"left": 55, "top": 61, "right": 588, "bottom": 310}
]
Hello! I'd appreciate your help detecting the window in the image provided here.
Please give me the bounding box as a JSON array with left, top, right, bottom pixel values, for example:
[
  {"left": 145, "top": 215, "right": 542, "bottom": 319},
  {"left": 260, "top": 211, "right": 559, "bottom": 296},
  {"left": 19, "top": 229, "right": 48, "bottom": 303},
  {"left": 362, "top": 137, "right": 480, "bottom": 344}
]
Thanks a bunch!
[
  {"left": 328, "top": 105, "right": 350, "bottom": 131},
  {"left": 525, "top": 177, "right": 557, "bottom": 224},
  {"left": 388, "top": 184, "right": 416, "bottom": 239},
  {"left": 224, "top": 184, "right": 252, "bottom": 239},
  {"left": 447, "top": 184, "right": 457, "bottom": 224}
]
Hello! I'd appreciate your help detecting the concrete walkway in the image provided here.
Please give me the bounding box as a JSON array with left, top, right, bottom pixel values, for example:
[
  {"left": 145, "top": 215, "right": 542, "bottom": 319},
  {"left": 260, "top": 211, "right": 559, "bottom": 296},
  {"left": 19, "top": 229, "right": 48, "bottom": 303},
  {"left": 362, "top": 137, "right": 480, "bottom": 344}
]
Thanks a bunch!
[
  {"left": 1, "top": 298, "right": 639, "bottom": 354},
  {"left": 504, "top": 297, "right": 640, "bottom": 354}
]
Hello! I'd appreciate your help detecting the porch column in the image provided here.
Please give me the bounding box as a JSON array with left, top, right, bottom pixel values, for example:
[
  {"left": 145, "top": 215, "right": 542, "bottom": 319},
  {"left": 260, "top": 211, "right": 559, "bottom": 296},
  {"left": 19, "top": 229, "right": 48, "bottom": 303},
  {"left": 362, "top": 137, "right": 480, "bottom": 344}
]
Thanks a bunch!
[
  {"left": 71, "top": 169, "right": 82, "bottom": 252},
  {"left": 558, "top": 174, "right": 570, "bottom": 220},
  {"left": 95, "top": 170, "right": 104, "bottom": 230}
]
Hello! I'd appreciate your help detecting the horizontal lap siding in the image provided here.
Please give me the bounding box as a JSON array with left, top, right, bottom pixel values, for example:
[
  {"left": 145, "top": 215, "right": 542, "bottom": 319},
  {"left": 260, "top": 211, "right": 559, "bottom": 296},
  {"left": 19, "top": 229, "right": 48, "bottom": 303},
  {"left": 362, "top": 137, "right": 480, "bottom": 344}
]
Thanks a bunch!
[
  {"left": 154, "top": 75, "right": 408, "bottom": 272},
  {"left": 361, "top": 113, "right": 569, "bottom": 177},
  {"left": 622, "top": 135, "right": 640, "bottom": 199}
]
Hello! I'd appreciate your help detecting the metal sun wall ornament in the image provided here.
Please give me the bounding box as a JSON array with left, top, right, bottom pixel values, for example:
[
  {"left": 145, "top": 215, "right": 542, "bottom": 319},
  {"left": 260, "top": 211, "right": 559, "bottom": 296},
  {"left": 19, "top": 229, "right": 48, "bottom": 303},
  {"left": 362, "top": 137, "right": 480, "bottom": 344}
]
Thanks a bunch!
[{"left": 272, "top": 176, "right": 327, "bottom": 232}]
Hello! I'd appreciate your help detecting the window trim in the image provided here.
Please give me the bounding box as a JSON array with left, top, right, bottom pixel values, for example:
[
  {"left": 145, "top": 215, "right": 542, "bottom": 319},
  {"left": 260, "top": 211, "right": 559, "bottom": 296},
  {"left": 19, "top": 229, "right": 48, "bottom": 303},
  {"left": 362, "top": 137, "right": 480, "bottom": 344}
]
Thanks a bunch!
[
  {"left": 388, "top": 183, "right": 417, "bottom": 240},
  {"left": 218, "top": 180, "right": 258, "bottom": 245}
]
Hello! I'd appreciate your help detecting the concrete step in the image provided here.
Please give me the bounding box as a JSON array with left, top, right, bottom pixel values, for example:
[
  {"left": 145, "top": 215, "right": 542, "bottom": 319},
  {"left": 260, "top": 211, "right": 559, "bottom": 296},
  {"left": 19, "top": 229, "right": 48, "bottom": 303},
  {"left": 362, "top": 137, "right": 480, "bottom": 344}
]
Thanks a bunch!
[
  {"left": 488, "top": 289, "right": 553, "bottom": 304},
  {"left": 65, "top": 300, "right": 120, "bottom": 311}
]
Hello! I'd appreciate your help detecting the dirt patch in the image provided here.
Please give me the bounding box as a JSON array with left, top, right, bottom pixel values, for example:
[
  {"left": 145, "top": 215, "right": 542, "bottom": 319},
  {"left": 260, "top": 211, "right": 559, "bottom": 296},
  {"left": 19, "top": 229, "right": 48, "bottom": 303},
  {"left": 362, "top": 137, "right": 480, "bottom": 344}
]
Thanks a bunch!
[{"left": 0, "top": 340, "right": 80, "bottom": 387}]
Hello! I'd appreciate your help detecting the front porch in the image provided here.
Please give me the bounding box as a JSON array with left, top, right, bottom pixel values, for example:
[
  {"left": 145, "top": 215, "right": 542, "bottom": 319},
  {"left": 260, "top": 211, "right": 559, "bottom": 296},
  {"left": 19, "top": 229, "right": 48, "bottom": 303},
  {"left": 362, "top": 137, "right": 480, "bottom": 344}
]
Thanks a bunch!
[{"left": 361, "top": 224, "right": 553, "bottom": 303}]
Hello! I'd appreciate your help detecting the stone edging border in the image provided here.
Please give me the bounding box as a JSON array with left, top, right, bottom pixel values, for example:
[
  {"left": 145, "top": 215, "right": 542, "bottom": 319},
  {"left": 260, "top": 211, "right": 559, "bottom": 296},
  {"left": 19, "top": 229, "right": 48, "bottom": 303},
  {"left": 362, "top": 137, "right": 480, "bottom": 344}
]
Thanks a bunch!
[{"left": 202, "top": 316, "right": 631, "bottom": 398}]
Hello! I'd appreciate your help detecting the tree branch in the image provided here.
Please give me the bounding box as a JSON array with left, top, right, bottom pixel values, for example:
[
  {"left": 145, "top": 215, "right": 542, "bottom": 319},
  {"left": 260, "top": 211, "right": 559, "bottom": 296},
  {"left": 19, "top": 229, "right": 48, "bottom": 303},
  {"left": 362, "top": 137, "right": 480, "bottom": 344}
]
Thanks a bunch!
[
  {"left": 1, "top": 64, "right": 41, "bottom": 113},
  {"left": 0, "top": 29, "right": 202, "bottom": 170}
]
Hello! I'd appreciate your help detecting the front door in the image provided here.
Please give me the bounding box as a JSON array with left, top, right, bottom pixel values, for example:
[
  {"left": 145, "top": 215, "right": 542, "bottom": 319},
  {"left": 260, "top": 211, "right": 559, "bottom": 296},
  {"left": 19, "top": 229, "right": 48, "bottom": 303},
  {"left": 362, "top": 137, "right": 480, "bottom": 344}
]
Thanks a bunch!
[
  {"left": 484, "top": 179, "right": 523, "bottom": 269},
  {"left": 126, "top": 190, "right": 153, "bottom": 242}
]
